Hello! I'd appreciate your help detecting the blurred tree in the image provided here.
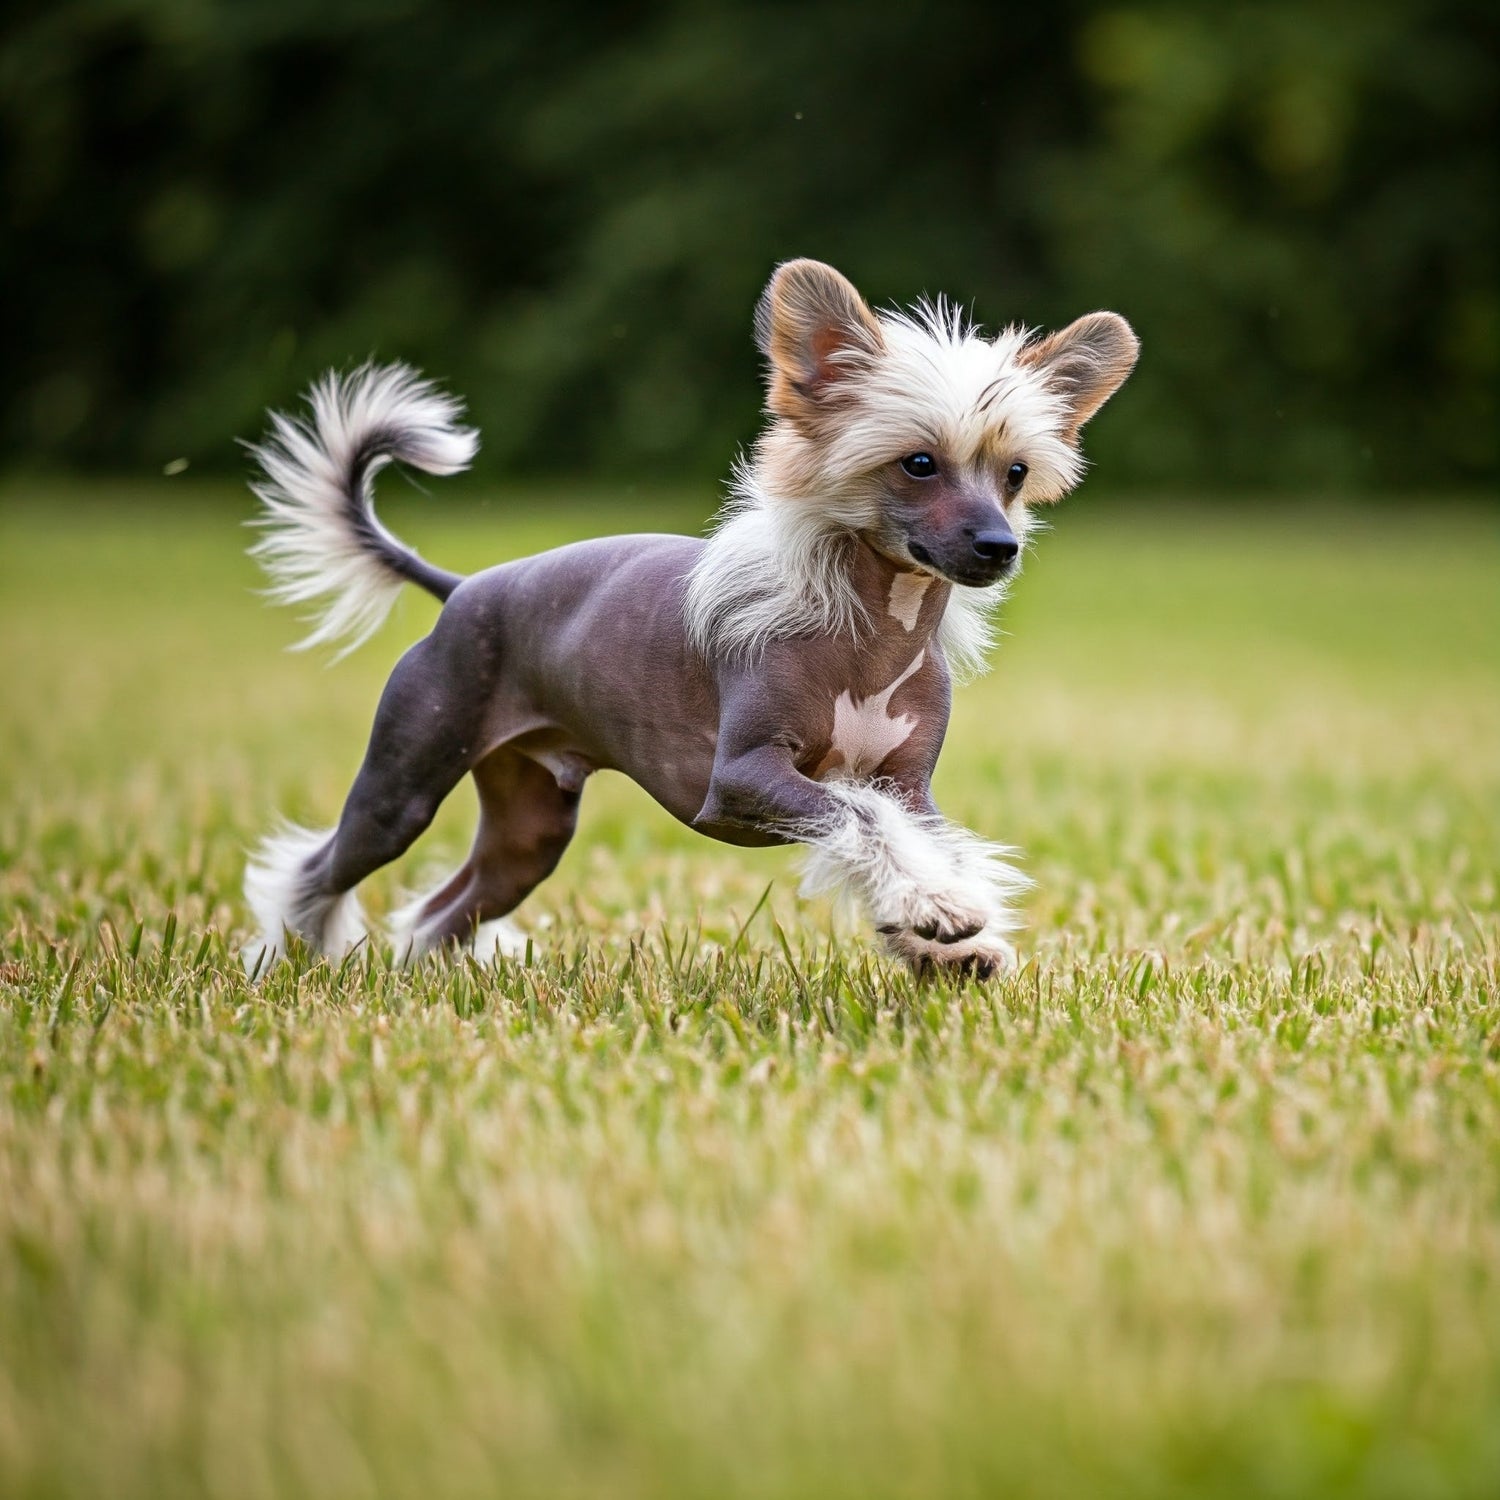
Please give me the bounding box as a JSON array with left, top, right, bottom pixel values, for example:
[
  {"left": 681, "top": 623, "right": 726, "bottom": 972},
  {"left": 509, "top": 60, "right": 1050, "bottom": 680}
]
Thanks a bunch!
[{"left": 0, "top": 0, "right": 1493, "bottom": 489}]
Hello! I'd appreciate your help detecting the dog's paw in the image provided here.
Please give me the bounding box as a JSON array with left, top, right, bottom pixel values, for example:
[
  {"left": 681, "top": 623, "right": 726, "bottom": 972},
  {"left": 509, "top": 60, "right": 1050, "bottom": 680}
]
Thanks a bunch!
[
  {"left": 874, "top": 887, "right": 992, "bottom": 947},
  {"left": 878, "top": 924, "right": 1017, "bottom": 981}
]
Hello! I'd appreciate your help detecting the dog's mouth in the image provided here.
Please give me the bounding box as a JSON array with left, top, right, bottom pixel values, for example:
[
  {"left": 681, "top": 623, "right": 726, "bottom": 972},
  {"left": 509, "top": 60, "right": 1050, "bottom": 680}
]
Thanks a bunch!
[{"left": 906, "top": 539, "right": 1011, "bottom": 588}]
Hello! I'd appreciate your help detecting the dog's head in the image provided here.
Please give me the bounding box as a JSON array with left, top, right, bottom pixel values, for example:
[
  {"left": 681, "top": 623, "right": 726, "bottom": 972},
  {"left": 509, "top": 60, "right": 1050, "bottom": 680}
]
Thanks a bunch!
[{"left": 751, "top": 259, "right": 1138, "bottom": 587}]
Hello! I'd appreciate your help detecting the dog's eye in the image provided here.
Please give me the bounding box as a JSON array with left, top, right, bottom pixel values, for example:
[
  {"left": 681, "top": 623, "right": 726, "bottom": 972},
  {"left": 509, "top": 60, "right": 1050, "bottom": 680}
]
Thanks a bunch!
[
  {"left": 1006, "top": 461, "right": 1029, "bottom": 490},
  {"left": 900, "top": 453, "right": 938, "bottom": 479}
]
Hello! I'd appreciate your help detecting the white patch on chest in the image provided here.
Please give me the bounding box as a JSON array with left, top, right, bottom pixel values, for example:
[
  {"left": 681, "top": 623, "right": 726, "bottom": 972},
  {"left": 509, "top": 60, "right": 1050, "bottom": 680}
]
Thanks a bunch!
[
  {"left": 886, "top": 571, "right": 932, "bottom": 631},
  {"left": 827, "top": 650, "right": 926, "bottom": 778}
]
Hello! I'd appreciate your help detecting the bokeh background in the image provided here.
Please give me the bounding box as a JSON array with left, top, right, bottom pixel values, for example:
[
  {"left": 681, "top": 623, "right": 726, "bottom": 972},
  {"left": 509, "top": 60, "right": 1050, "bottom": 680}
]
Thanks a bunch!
[
  {"left": 4, "top": 11, "right": 1500, "bottom": 1497},
  {"left": 3, "top": 0, "right": 1495, "bottom": 491}
]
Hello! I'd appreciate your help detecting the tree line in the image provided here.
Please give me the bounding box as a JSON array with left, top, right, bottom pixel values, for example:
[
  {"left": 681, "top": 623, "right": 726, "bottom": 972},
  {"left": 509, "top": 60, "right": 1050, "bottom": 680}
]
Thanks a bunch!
[{"left": 2, "top": 0, "right": 1493, "bottom": 490}]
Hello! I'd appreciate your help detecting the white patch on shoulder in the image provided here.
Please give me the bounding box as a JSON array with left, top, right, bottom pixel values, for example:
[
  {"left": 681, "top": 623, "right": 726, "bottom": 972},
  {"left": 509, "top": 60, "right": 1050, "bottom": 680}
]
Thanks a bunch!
[
  {"left": 828, "top": 650, "right": 925, "bottom": 778},
  {"left": 886, "top": 571, "right": 931, "bottom": 631}
]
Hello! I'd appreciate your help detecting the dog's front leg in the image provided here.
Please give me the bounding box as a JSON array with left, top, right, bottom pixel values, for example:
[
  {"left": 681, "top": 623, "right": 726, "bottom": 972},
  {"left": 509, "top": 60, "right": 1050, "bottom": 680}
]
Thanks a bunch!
[
  {"left": 695, "top": 690, "right": 1024, "bottom": 977},
  {"left": 851, "top": 757, "right": 1028, "bottom": 976}
]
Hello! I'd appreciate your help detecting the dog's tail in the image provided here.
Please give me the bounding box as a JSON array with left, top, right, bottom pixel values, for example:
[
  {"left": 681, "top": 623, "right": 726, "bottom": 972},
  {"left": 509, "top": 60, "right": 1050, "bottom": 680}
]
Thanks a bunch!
[{"left": 247, "top": 362, "right": 478, "bottom": 657}]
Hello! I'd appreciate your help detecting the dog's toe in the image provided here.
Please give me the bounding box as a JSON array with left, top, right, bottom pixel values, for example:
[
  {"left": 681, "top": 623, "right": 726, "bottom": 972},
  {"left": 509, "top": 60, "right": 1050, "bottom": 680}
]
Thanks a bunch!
[
  {"left": 909, "top": 917, "right": 985, "bottom": 943},
  {"left": 878, "top": 924, "right": 1016, "bottom": 981},
  {"left": 936, "top": 921, "right": 985, "bottom": 944}
]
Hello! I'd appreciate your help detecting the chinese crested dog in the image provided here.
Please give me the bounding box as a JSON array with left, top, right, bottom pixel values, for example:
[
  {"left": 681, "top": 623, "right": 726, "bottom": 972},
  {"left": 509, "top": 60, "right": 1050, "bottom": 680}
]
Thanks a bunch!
[{"left": 243, "top": 259, "right": 1137, "bottom": 976}]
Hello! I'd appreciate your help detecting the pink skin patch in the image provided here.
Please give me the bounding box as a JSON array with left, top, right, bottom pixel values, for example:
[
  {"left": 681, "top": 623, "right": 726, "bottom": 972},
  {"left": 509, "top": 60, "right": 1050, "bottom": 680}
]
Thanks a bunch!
[
  {"left": 886, "top": 571, "right": 932, "bottom": 631},
  {"left": 825, "top": 650, "right": 925, "bottom": 779}
]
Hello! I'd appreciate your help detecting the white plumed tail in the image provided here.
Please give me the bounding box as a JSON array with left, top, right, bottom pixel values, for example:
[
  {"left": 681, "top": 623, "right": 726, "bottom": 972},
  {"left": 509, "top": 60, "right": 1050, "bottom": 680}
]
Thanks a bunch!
[{"left": 247, "top": 362, "right": 478, "bottom": 658}]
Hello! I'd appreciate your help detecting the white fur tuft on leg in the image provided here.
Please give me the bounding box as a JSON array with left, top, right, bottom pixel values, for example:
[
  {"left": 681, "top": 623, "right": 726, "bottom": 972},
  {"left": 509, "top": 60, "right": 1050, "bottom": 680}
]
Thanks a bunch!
[
  {"left": 387, "top": 877, "right": 530, "bottom": 967},
  {"left": 242, "top": 823, "right": 368, "bottom": 973},
  {"left": 798, "top": 781, "right": 1028, "bottom": 975}
]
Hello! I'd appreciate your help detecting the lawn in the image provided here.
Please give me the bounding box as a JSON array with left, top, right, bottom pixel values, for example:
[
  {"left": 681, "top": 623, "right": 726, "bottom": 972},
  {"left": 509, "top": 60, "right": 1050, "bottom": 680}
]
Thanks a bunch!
[{"left": 1, "top": 483, "right": 1498, "bottom": 1499}]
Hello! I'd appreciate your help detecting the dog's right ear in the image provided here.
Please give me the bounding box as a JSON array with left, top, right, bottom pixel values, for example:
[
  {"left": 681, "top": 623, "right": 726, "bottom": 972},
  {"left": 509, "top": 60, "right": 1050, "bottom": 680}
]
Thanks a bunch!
[{"left": 755, "top": 259, "right": 884, "bottom": 428}]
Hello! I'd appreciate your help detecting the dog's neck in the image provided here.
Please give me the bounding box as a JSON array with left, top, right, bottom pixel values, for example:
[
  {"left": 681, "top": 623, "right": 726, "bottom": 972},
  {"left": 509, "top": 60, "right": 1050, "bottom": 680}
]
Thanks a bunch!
[
  {"left": 843, "top": 536, "right": 952, "bottom": 655},
  {"left": 682, "top": 488, "right": 995, "bottom": 680}
]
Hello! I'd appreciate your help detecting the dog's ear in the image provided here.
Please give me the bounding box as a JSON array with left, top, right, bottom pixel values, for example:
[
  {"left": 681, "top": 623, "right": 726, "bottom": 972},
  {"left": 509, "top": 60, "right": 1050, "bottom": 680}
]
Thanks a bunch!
[
  {"left": 1020, "top": 312, "right": 1139, "bottom": 441},
  {"left": 755, "top": 259, "right": 885, "bottom": 427}
]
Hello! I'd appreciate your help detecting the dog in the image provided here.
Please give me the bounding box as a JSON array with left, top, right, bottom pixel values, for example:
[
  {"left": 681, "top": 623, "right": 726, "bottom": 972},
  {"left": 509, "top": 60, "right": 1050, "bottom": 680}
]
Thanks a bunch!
[{"left": 243, "top": 259, "right": 1137, "bottom": 977}]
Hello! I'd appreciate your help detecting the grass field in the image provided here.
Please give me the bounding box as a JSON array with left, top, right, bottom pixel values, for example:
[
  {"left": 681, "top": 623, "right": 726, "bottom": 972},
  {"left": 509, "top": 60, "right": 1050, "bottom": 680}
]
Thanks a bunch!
[{"left": 2, "top": 483, "right": 1498, "bottom": 1499}]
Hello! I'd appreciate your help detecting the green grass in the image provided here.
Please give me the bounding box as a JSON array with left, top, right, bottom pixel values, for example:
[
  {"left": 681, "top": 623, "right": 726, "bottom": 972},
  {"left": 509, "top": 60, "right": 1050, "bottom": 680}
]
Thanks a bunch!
[{"left": 2, "top": 484, "right": 1498, "bottom": 1499}]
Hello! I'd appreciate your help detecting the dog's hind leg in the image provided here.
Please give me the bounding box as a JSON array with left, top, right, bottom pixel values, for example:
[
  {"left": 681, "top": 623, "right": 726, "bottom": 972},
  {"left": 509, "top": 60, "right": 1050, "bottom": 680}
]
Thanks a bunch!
[
  {"left": 389, "top": 748, "right": 584, "bottom": 964},
  {"left": 244, "top": 634, "right": 486, "bottom": 968}
]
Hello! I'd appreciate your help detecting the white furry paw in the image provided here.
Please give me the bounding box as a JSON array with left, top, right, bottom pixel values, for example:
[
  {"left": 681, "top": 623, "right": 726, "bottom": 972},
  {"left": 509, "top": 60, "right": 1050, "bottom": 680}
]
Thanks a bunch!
[
  {"left": 878, "top": 924, "right": 1017, "bottom": 980},
  {"left": 242, "top": 822, "right": 367, "bottom": 975},
  {"left": 874, "top": 887, "right": 994, "bottom": 947}
]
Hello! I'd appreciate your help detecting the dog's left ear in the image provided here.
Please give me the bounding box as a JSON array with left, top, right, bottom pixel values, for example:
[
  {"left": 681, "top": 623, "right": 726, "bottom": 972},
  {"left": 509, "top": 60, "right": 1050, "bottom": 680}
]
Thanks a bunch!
[
  {"left": 755, "top": 259, "right": 885, "bottom": 429},
  {"left": 1020, "top": 312, "right": 1139, "bottom": 441}
]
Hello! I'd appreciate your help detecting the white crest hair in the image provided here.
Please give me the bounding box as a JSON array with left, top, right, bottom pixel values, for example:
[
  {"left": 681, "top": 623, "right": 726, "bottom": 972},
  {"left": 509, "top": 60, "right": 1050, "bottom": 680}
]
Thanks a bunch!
[
  {"left": 685, "top": 299, "right": 1084, "bottom": 681},
  {"left": 683, "top": 458, "right": 875, "bottom": 658},
  {"left": 247, "top": 362, "right": 478, "bottom": 658}
]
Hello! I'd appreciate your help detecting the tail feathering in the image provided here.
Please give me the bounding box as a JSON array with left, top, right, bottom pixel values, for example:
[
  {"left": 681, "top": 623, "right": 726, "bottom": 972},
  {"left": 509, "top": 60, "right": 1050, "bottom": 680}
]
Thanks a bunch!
[{"left": 247, "top": 362, "right": 478, "bottom": 657}]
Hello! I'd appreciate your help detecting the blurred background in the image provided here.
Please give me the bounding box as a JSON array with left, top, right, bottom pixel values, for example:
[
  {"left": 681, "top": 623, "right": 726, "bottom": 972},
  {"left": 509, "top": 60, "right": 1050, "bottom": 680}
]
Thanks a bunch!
[
  {"left": 6, "top": 14, "right": 1500, "bottom": 1500},
  {"left": 2, "top": 0, "right": 1495, "bottom": 492}
]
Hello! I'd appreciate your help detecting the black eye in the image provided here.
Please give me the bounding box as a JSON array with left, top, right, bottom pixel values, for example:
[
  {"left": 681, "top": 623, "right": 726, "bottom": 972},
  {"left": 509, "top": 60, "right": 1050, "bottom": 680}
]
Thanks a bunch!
[
  {"left": 900, "top": 453, "right": 938, "bottom": 479},
  {"left": 1006, "top": 461, "right": 1029, "bottom": 490}
]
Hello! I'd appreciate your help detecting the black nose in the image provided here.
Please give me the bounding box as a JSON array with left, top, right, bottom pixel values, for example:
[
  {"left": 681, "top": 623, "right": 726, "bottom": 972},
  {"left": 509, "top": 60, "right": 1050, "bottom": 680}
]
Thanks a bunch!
[{"left": 971, "top": 530, "right": 1019, "bottom": 566}]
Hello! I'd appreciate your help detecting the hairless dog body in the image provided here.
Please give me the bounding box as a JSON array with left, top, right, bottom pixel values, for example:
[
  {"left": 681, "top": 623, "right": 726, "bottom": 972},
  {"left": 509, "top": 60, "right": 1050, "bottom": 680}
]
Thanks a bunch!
[{"left": 245, "top": 260, "right": 1137, "bottom": 976}]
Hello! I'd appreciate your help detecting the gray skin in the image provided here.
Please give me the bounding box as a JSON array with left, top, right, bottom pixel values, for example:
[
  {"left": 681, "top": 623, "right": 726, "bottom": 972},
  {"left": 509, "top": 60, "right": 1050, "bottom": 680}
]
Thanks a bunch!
[
  {"left": 258, "top": 258, "right": 1139, "bottom": 968},
  {"left": 300, "top": 495, "right": 1015, "bottom": 953}
]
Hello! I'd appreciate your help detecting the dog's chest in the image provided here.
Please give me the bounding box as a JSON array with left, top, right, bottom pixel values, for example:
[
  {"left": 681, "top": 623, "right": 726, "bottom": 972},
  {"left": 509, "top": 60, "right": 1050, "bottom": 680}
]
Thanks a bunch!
[{"left": 818, "top": 647, "right": 926, "bottom": 779}]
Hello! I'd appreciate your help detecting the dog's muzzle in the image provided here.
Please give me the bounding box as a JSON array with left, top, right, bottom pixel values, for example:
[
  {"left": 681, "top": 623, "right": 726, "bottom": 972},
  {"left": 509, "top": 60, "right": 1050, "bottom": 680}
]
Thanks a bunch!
[{"left": 908, "top": 528, "right": 1018, "bottom": 586}]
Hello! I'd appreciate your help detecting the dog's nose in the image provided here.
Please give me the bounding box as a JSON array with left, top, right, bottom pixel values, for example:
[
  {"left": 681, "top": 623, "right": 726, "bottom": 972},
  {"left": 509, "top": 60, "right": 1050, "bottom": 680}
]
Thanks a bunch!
[{"left": 971, "top": 531, "right": 1019, "bottom": 567}]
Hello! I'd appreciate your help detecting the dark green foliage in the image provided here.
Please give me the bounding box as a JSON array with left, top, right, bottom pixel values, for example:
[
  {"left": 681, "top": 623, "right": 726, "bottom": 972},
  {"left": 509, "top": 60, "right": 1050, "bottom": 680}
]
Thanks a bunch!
[{"left": 1, "top": 0, "right": 1494, "bottom": 486}]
